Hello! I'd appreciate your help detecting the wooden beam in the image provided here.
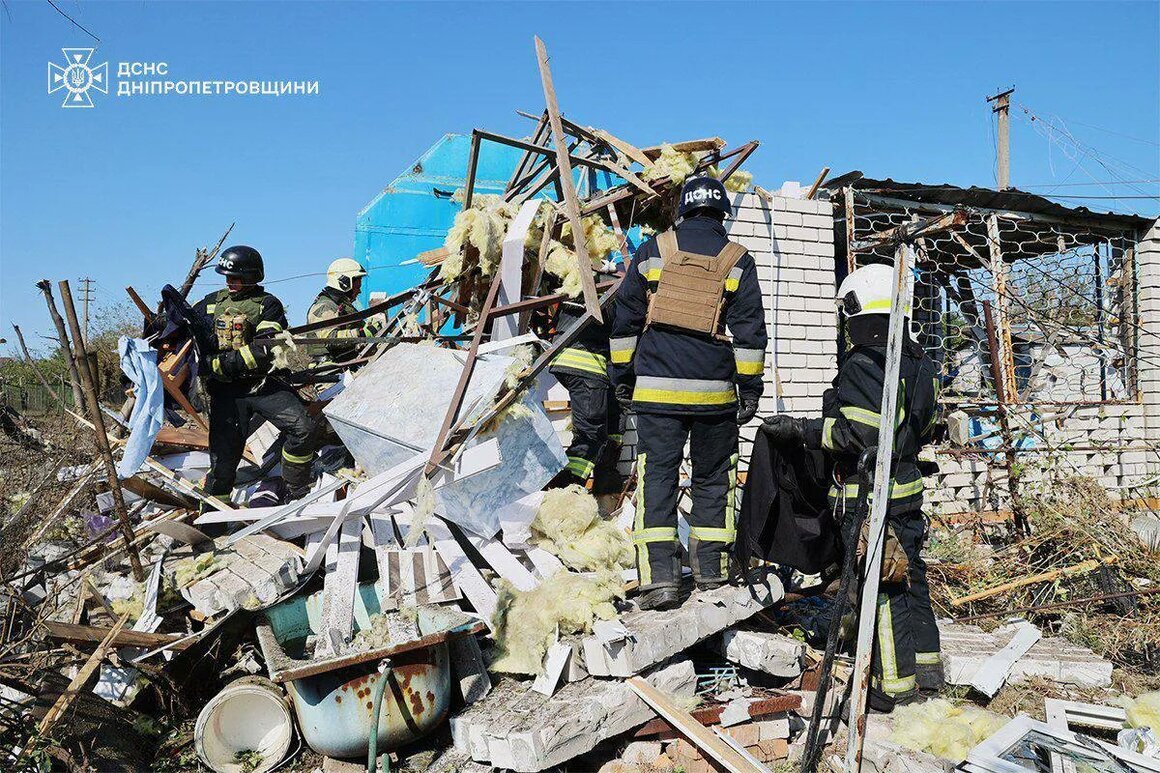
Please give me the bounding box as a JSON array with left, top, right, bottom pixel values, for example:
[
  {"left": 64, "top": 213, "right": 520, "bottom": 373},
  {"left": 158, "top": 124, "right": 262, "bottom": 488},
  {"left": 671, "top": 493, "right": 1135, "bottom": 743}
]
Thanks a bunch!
[
  {"left": 534, "top": 36, "right": 601, "bottom": 322},
  {"left": 41, "top": 620, "right": 194, "bottom": 652},
  {"left": 627, "top": 677, "right": 754, "bottom": 773},
  {"left": 59, "top": 280, "right": 144, "bottom": 582},
  {"left": 38, "top": 613, "right": 130, "bottom": 734},
  {"left": 804, "top": 166, "right": 831, "bottom": 200},
  {"left": 641, "top": 137, "right": 726, "bottom": 159}
]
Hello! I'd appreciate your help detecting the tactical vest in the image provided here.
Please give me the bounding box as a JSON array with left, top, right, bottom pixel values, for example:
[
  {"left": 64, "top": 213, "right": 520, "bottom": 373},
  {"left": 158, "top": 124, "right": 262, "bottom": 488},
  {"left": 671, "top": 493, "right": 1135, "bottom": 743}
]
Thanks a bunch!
[
  {"left": 645, "top": 230, "right": 746, "bottom": 336},
  {"left": 206, "top": 289, "right": 267, "bottom": 351},
  {"left": 306, "top": 291, "right": 358, "bottom": 361}
]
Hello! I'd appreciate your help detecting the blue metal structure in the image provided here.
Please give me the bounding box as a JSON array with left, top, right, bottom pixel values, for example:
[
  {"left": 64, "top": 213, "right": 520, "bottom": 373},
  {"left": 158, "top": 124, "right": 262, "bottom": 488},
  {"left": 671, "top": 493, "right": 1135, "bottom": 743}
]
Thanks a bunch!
[
  {"left": 353, "top": 133, "right": 524, "bottom": 305},
  {"left": 353, "top": 132, "right": 638, "bottom": 307}
]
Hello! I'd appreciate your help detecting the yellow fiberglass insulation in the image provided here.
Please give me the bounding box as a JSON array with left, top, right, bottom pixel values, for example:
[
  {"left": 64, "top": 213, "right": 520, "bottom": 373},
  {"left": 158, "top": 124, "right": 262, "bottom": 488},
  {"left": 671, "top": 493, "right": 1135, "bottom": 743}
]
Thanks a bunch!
[
  {"left": 544, "top": 242, "right": 583, "bottom": 298},
  {"left": 1121, "top": 691, "right": 1160, "bottom": 734},
  {"left": 530, "top": 484, "right": 633, "bottom": 573},
  {"left": 441, "top": 194, "right": 518, "bottom": 281},
  {"left": 642, "top": 143, "right": 700, "bottom": 184},
  {"left": 489, "top": 570, "right": 621, "bottom": 675},
  {"left": 641, "top": 143, "right": 753, "bottom": 193},
  {"left": 889, "top": 699, "right": 1006, "bottom": 761}
]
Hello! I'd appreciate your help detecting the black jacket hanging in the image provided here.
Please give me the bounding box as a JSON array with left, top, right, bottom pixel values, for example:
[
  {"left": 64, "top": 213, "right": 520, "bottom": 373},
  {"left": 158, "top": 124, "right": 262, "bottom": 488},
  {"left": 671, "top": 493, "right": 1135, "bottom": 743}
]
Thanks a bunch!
[{"left": 735, "top": 429, "right": 838, "bottom": 576}]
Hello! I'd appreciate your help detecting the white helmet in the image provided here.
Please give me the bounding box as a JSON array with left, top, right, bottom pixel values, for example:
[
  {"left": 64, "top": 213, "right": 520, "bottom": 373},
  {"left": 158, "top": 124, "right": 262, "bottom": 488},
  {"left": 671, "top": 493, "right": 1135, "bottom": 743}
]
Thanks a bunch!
[
  {"left": 326, "top": 258, "right": 367, "bottom": 294},
  {"left": 836, "top": 263, "right": 910, "bottom": 318}
]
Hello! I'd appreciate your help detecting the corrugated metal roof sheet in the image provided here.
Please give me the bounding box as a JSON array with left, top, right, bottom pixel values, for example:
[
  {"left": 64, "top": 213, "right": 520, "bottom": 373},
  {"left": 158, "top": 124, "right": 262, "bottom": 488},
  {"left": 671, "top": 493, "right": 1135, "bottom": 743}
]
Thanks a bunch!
[{"left": 823, "top": 172, "right": 1154, "bottom": 231}]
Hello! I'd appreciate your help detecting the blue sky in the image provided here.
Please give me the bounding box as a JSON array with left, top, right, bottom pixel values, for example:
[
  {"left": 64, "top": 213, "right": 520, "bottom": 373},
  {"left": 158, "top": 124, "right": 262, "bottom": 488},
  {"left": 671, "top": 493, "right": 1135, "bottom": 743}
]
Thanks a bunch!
[{"left": 2, "top": 1, "right": 1158, "bottom": 354}]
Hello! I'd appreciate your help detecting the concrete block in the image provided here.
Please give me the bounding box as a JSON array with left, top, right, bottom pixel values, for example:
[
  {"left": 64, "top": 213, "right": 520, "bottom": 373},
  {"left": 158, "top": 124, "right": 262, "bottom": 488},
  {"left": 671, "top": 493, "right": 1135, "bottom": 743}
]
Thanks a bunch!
[
  {"left": 718, "top": 628, "right": 805, "bottom": 678},
  {"left": 940, "top": 621, "right": 1112, "bottom": 688},
  {"left": 580, "top": 574, "right": 784, "bottom": 677}
]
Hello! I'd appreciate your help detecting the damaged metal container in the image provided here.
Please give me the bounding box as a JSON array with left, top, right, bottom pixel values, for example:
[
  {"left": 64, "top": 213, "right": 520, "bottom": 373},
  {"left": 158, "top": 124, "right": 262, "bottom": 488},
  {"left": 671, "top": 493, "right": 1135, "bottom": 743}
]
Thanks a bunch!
[{"left": 255, "top": 581, "right": 483, "bottom": 759}]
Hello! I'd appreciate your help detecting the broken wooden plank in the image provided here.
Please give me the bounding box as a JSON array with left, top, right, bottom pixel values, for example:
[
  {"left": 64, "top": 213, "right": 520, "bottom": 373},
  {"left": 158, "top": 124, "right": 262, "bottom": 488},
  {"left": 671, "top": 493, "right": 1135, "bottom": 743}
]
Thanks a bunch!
[
  {"left": 641, "top": 137, "right": 726, "bottom": 159},
  {"left": 38, "top": 612, "right": 130, "bottom": 734},
  {"left": 627, "top": 675, "right": 753, "bottom": 773},
  {"left": 534, "top": 36, "right": 601, "bottom": 322},
  {"left": 425, "top": 515, "right": 498, "bottom": 620},
  {"left": 315, "top": 514, "right": 364, "bottom": 657},
  {"left": 41, "top": 620, "right": 194, "bottom": 652}
]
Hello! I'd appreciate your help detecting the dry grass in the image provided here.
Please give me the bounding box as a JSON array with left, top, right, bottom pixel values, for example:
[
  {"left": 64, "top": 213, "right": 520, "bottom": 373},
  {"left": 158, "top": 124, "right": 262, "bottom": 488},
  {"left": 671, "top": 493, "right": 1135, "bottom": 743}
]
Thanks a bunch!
[{"left": 931, "top": 476, "right": 1160, "bottom": 683}]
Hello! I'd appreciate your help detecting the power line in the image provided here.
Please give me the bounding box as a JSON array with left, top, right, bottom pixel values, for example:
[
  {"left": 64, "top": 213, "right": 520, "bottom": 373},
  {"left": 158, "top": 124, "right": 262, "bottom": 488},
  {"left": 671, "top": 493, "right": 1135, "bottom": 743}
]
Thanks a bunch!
[
  {"left": 1039, "top": 194, "right": 1159, "bottom": 201},
  {"left": 1062, "top": 118, "right": 1160, "bottom": 148},
  {"left": 44, "top": 0, "right": 100, "bottom": 44},
  {"left": 1018, "top": 179, "right": 1160, "bottom": 188}
]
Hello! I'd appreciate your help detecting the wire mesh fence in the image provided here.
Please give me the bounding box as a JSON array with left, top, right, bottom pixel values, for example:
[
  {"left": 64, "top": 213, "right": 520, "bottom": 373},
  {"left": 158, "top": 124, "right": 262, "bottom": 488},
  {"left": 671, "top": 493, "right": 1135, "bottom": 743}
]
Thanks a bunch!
[{"left": 844, "top": 192, "right": 1141, "bottom": 412}]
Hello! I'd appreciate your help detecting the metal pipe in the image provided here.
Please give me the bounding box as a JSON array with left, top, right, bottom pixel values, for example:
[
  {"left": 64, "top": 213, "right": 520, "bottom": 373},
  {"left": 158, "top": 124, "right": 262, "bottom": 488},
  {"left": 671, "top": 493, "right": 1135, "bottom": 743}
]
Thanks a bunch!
[{"left": 367, "top": 660, "right": 393, "bottom": 773}]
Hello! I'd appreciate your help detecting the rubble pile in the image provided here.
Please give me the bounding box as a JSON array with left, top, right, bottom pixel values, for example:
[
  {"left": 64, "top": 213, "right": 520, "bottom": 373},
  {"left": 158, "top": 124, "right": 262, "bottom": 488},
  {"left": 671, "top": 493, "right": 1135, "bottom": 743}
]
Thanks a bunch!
[{"left": 2, "top": 36, "right": 1159, "bottom": 773}]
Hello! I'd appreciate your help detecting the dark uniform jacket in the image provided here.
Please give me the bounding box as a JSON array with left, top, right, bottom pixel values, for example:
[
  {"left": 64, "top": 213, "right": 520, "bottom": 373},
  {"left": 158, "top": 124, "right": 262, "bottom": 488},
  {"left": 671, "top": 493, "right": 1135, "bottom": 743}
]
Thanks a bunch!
[
  {"left": 609, "top": 216, "right": 767, "bottom": 415},
  {"left": 803, "top": 326, "right": 939, "bottom": 514},
  {"left": 549, "top": 301, "right": 613, "bottom": 382},
  {"left": 306, "top": 287, "right": 362, "bottom": 363},
  {"left": 194, "top": 286, "right": 288, "bottom": 395}
]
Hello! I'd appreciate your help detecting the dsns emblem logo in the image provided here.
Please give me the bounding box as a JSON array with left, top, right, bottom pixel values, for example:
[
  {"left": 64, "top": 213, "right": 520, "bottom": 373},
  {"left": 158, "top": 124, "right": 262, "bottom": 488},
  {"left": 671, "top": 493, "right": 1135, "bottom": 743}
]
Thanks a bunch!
[{"left": 47, "top": 48, "right": 108, "bottom": 108}]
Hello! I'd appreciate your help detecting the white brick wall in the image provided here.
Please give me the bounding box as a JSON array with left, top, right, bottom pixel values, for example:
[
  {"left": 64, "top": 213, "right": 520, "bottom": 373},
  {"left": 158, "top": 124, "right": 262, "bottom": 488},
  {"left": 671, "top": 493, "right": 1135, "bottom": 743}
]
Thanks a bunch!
[{"left": 727, "top": 192, "right": 838, "bottom": 463}]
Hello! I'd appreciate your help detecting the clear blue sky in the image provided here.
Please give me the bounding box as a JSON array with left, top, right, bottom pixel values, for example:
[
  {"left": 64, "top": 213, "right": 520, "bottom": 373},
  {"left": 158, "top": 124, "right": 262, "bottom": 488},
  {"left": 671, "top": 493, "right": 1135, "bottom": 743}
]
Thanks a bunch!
[{"left": 2, "top": 1, "right": 1157, "bottom": 354}]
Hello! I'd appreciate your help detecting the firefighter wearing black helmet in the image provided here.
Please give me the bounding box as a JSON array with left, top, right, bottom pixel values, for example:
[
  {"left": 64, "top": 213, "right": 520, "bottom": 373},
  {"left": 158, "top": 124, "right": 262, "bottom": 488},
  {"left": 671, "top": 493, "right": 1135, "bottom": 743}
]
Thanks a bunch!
[
  {"left": 610, "top": 176, "right": 768, "bottom": 611},
  {"left": 194, "top": 246, "right": 320, "bottom": 503}
]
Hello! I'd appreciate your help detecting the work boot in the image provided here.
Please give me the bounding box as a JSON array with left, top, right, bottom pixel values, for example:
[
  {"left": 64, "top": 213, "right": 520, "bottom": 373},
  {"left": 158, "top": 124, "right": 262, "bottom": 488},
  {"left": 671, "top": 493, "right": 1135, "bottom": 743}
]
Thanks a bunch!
[
  {"left": 868, "top": 687, "right": 922, "bottom": 714},
  {"left": 636, "top": 585, "right": 681, "bottom": 611},
  {"left": 695, "top": 577, "right": 728, "bottom": 592},
  {"left": 916, "top": 662, "right": 945, "bottom": 696}
]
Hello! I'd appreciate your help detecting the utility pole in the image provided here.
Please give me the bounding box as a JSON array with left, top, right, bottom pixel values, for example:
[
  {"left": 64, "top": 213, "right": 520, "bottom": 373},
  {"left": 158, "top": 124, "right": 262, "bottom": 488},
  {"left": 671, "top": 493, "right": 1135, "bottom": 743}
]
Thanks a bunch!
[
  {"left": 79, "top": 277, "right": 95, "bottom": 344},
  {"left": 987, "top": 86, "right": 1015, "bottom": 190}
]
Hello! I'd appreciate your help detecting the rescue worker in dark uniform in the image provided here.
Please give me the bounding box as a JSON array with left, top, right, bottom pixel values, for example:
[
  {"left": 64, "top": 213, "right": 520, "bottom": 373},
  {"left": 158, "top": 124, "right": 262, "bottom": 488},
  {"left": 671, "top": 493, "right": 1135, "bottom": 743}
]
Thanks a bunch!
[
  {"left": 305, "top": 258, "right": 381, "bottom": 367},
  {"left": 194, "top": 246, "right": 320, "bottom": 503},
  {"left": 611, "top": 176, "right": 768, "bottom": 611},
  {"left": 547, "top": 297, "right": 625, "bottom": 494},
  {"left": 762, "top": 262, "right": 942, "bottom": 709}
]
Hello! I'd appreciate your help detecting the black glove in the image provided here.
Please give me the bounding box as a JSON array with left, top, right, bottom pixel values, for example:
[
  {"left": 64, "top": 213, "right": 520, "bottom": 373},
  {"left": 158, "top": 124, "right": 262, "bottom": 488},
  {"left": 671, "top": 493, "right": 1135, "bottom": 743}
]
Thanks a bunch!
[
  {"left": 761, "top": 414, "right": 803, "bottom": 445},
  {"left": 736, "top": 395, "right": 760, "bottom": 425},
  {"left": 614, "top": 382, "right": 634, "bottom": 410}
]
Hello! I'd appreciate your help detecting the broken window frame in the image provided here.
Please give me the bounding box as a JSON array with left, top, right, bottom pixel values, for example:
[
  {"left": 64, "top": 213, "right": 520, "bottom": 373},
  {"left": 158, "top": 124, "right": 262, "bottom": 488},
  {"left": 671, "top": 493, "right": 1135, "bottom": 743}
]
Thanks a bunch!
[{"left": 959, "top": 715, "right": 1160, "bottom": 773}]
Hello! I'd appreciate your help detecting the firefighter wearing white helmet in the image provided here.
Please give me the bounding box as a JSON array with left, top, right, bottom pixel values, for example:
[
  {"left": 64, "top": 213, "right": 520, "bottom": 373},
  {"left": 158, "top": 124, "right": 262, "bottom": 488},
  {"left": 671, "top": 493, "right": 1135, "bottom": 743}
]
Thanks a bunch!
[
  {"left": 761, "top": 261, "right": 943, "bottom": 712},
  {"left": 306, "top": 258, "right": 380, "bottom": 366}
]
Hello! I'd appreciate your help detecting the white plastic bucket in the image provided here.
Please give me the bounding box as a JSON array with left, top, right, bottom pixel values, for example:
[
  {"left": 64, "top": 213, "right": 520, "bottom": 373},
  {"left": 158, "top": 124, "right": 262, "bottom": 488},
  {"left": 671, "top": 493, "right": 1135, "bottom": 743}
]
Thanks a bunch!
[{"left": 195, "top": 676, "right": 294, "bottom": 773}]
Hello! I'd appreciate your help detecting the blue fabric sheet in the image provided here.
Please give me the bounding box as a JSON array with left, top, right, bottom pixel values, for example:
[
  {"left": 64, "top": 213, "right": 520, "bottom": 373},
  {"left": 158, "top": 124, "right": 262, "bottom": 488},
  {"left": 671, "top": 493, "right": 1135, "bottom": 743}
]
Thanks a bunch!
[{"left": 116, "top": 337, "right": 165, "bottom": 479}]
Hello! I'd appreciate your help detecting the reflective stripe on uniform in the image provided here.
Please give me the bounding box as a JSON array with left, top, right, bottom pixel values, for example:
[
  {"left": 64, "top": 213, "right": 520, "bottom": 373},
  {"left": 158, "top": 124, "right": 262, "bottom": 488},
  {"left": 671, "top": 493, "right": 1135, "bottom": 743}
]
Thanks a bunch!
[
  {"left": 211, "top": 356, "right": 224, "bottom": 376},
  {"left": 634, "top": 376, "right": 735, "bottom": 406},
  {"left": 689, "top": 526, "right": 736, "bottom": 542},
  {"left": 638, "top": 257, "right": 663, "bottom": 283},
  {"left": 840, "top": 405, "right": 881, "bottom": 427},
  {"left": 552, "top": 348, "right": 608, "bottom": 377},
  {"left": 722, "top": 451, "right": 739, "bottom": 575},
  {"left": 238, "top": 345, "right": 257, "bottom": 370},
  {"left": 863, "top": 299, "right": 892, "bottom": 312},
  {"left": 609, "top": 336, "right": 637, "bottom": 364},
  {"left": 830, "top": 477, "right": 925, "bottom": 501},
  {"left": 635, "top": 453, "right": 649, "bottom": 585},
  {"left": 733, "top": 347, "right": 764, "bottom": 376},
  {"left": 876, "top": 592, "right": 904, "bottom": 694},
  {"left": 724, "top": 265, "right": 744, "bottom": 293},
  {"left": 822, "top": 417, "right": 837, "bottom": 450},
  {"left": 633, "top": 527, "right": 678, "bottom": 543},
  {"left": 206, "top": 304, "right": 217, "bottom": 315},
  {"left": 566, "top": 455, "right": 595, "bottom": 479},
  {"left": 916, "top": 652, "right": 942, "bottom": 665},
  {"left": 282, "top": 448, "right": 313, "bottom": 465},
  {"left": 256, "top": 320, "right": 283, "bottom": 333}
]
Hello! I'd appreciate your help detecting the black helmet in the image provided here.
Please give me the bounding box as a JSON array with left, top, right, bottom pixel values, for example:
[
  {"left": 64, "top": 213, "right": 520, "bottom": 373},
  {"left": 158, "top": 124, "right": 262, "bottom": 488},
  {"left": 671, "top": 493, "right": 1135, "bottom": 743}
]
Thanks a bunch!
[
  {"left": 677, "top": 176, "right": 731, "bottom": 220},
  {"left": 215, "top": 245, "right": 264, "bottom": 282}
]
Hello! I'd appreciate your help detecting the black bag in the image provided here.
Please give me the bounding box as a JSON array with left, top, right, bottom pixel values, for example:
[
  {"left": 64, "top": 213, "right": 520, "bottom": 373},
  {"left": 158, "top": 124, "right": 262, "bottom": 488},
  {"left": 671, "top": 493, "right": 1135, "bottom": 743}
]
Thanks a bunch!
[{"left": 735, "top": 430, "right": 839, "bottom": 576}]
